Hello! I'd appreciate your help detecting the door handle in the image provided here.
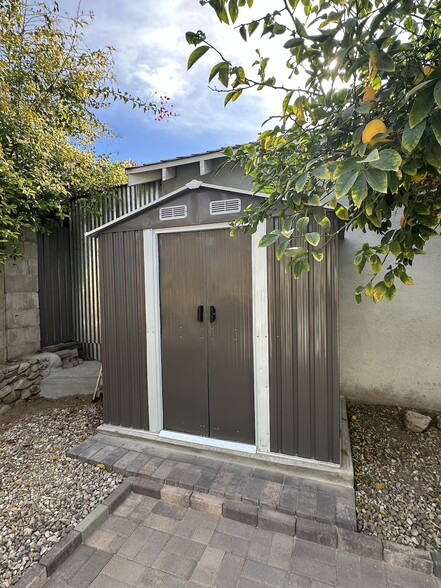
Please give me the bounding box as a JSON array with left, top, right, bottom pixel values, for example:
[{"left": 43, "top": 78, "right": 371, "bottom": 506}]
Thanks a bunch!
[
  {"left": 197, "top": 305, "right": 204, "bottom": 322},
  {"left": 209, "top": 306, "right": 216, "bottom": 323}
]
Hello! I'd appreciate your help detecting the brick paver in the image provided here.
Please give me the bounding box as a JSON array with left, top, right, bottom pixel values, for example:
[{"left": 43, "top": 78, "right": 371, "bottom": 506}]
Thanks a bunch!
[
  {"left": 41, "top": 492, "right": 440, "bottom": 587},
  {"left": 68, "top": 434, "right": 357, "bottom": 531},
  {"left": 52, "top": 436, "right": 441, "bottom": 588}
]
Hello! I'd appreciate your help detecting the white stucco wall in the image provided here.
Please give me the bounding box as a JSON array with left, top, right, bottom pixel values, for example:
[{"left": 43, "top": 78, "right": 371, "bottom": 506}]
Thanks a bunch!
[{"left": 339, "top": 228, "right": 441, "bottom": 411}]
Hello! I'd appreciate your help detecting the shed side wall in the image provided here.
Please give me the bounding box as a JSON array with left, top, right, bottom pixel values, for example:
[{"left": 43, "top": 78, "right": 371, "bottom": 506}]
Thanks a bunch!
[
  {"left": 268, "top": 217, "right": 340, "bottom": 463},
  {"left": 99, "top": 231, "right": 149, "bottom": 429}
]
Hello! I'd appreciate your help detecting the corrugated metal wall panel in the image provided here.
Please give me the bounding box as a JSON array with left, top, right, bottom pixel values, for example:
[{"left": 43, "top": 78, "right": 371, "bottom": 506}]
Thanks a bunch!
[
  {"left": 38, "top": 225, "right": 74, "bottom": 346},
  {"left": 268, "top": 216, "right": 340, "bottom": 463},
  {"left": 99, "top": 230, "right": 149, "bottom": 429},
  {"left": 70, "top": 182, "right": 160, "bottom": 359}
]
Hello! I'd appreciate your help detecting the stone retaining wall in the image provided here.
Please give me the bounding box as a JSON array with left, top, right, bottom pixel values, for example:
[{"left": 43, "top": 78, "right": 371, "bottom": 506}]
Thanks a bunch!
[{"left": 0, "top": 357, "right": 49, "bottom": 416}]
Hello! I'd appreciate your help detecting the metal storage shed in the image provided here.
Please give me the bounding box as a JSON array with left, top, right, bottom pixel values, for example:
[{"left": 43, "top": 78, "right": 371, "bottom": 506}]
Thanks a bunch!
[{"left": 87, "top": 180, "right": 341, "bottom": 465}]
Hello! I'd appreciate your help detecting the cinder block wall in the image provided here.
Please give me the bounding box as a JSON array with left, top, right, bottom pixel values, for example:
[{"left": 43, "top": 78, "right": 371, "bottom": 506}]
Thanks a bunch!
[{"left": 0, "top": 230, "right": 40, "bottom": 362}]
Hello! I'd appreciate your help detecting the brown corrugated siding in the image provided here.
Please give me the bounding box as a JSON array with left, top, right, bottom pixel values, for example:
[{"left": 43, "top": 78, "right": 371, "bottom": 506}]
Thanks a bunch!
[
  {"left": 99, "top": 231, "right": 149, "bottom": 429},
  {"left": 268, "top": 216, "right": 340, "bottom": 463},
  {"left": 38, "top": 225, "right": 74, "bottom": 347}
]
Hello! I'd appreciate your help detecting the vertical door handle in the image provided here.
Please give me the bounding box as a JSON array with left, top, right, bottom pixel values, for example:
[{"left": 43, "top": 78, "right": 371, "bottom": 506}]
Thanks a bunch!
[
  {"left": 209, "top": 306, "right": 216, "bottom": 323},
  {"left": 197, "top": 305, "right": 204, "bottom": 322}
]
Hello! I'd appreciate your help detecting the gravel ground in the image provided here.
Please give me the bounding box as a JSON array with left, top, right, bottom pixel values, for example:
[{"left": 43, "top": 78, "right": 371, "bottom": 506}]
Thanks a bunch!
[
  {"left": 0, "top": 397, "right": 122, "bottom": 587},
  {"left": 348, "top": 403, "right": 441, "bottom": 552}
]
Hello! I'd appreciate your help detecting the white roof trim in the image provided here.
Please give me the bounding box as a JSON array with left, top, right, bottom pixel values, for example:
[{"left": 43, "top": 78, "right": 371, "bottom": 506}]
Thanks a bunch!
[
  {"left": 126, "top": 150, "right": 226, "bottom": 175},
  {"left": 85, "top": 180, "right": 265, "bottom": 238}
]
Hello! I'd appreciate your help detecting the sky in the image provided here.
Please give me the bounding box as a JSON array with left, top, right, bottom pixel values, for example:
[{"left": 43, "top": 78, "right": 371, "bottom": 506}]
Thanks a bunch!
[{"left": 60, "top": 0, "right": 284, "bottom": 166}]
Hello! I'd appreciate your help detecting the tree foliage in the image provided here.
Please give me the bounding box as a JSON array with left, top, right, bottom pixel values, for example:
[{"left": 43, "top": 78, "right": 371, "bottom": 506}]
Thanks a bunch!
[
  {"left": 188, "top": 0, "right": 441, "bottom": 302},
  {"left": 0, "top": 0, "right": 171, "bottom": 263}
]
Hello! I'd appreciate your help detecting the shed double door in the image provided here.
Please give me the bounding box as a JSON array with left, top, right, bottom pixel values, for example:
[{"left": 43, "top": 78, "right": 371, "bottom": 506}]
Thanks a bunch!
[{"left": 159, "top": 229, "right": 254, "bottom": 444}]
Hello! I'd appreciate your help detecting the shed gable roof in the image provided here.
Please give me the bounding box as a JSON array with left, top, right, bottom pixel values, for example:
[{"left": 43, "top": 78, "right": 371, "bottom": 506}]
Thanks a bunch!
[{"left": 85, "top": 180, "right": 264, "bottom": 237}]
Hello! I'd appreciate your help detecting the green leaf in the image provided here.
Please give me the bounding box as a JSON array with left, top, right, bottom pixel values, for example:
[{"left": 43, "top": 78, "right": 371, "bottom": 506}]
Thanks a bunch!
[
  {"left": 296, "top": 216, "right": 309, "bottom": 234},
  {"left": 434, "top": 81, "right": 441, "bottom": 108},
  {"left": 399, "top": 272, "right": 414, "bottom": 286},
  {"left": 402, "top": 119, "right": 426, "bottom": 153},
  {"left": 370, "top": 149, "right": 402, "bottom": 171},
  {"left": 218, "top": 63, "right": 230, "bottom": 87},
  {"left": 335, "top": 170, "right": 359, "bottom": 199},
  {"left": 209, "top": 62, "right": 223, "bottom": 82},
  {"left": 312, "top": 163, "right": 332, "bottom": 180},
  {"left": 409, "top": 88, "right": 434, "bottom": 129},
  {"left": 365, "top": 168, "right": 388, "bottom": 193},
  {"left": 384, "top": 284, "right": 397, "bottom": 301},
  {"left": 248, "top": 21, "right": 259, "bottom": 35},
  {"left": 259, "top": 231, "right": 280, "bottom": 247},
  {"left": 228, "top": 0, "right": 239, "bottom": 23},
  {"left": 284, "top": 37, "right": 304, "bottom": 49},
  {"left": 312, "top": 249, "right": 324, "bottom": 262},
  {"left": 384, "top": 271, "right": 394, "bottom": 288},
  {"left": 370, "top": 254, "right": 382, "bottom": 273},
  {"left": 187, "top": 46, "right": 210, "bottom": 70},
  {"left": 335, "top": 204, "right": 349, "bottom": 221},
  {"left": 351, "top": 174, "right": 368, "bottom": 208},
  {"left": 295, "top": 173, "right": 308, "bottom": 192},
  {"left": 305, "top": 232, "right": 321, "bottom": 247},
  {"left": 360, "top": 148, "right": 380, "bottom": 163},
  {"left": 373, "top": 281, "right": 387, "bottom": 303},
  {"left": 320, "top": 216, "right": 331, "bottom": 233},
  {"left": 430, "top": 112, "right": 441, "bottom": 147},
  {"left": 425, "top": 141, "right": 441, "bottom": 171},
  {"left": 389, "top": 241, "right": 401, "bottom": 256},
  {"left": 239, "top": 25, "right": 247, "bottom": 41},
  {"left": 378, "top": 51, "right": 395, "bottom": 72},
  {"left": 402, "top": 160, "right": 419, "bottom": 175},
  {"left": 276, "top": 239, "right": 289, "bottom": 260},
  {"left": 286, "top": 247, "right": 307, "bottom": 258},
  {"left": 294, "top": 17, "right": 307, "bottom": 38},
  {"left": 313, "top": 207, "right": 326, "bottom": 224}
]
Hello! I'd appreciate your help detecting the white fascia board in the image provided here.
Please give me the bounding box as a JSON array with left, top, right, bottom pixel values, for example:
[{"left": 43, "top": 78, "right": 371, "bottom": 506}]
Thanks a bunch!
[{"left": 126, "top": 151, "right": 226, "bottom": 175}]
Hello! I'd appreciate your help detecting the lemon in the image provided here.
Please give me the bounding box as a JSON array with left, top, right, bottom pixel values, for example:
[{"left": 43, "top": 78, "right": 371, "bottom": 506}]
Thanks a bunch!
[{"left": 362, "top": 119, "right": 387, "bottom": 145}]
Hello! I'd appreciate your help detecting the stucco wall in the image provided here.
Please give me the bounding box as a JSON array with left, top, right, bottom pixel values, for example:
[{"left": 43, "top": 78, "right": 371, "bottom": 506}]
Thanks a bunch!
[
  {"left": 0, "top": 230, "right": 40, "bottom": 362},
  {"left": 339, "top": 226, "right": 441, "bottom": 411}
]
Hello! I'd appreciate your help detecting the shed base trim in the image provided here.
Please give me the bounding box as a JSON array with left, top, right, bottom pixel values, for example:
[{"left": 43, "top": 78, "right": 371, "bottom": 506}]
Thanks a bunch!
[{"left": 159, "top": 430, "right": 257, "bottom": 454}]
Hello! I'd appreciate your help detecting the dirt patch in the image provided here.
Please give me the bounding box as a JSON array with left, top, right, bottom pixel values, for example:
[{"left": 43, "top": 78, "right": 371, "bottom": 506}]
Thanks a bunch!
[{"left": 348, "top": 403, "right": 441, "bottom": 551}]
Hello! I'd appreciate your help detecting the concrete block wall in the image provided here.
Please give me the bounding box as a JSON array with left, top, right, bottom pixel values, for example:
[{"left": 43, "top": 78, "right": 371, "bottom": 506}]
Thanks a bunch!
[{"left": 0, "top": 230, "right": 40, "bottom": 362}]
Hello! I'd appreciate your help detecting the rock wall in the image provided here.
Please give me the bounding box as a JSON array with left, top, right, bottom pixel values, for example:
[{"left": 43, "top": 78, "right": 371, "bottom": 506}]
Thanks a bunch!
[
  {"left": 0, "top": 230, "right": 40, "bottom": 363},
  {"left": 0, "top": 357, "right": 48, "bottom": 416}
]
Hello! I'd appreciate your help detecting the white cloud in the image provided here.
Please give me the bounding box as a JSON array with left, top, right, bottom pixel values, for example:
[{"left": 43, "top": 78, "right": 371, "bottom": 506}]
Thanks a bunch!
[{"left": 56, "top": 0, "right": 292, "bottom": 159}]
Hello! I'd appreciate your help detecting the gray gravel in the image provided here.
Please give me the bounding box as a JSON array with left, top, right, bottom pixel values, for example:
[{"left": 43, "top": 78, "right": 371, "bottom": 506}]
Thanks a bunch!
[
  {"left": 0, "top": 401, "right": 122, "bottom": 587},
  {"left": 348, "top": 403, "right": 441, "bottom": 552}
]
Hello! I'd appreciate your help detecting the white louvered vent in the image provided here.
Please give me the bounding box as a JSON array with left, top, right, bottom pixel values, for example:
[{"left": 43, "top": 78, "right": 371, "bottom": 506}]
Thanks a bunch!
[
  {"left": 159, "top": 204, "right": 187, "bottom": 221},
  {"left": 209, "top": 198, "right": 242, "bottom": 216}
]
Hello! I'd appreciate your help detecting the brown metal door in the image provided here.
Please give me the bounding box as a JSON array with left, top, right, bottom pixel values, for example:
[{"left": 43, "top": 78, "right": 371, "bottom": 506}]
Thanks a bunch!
[
  {"left": 159, "top": 232, "right": 209, "bottom": 436},
  {"left": 159, "top": 229, "right": 254, "bottom": 444},
  {"left": 206, "top": 230, "right": 255, "bottom": 444}
]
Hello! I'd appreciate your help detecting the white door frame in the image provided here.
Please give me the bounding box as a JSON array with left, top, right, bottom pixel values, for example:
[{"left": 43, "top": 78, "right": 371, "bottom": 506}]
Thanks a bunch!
[{"left": 143, "top": 222, "right": 270, "bottom": 452}]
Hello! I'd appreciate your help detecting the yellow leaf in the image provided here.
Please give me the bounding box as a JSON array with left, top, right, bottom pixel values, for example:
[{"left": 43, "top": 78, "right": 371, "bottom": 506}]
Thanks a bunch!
[
  {"left": 97, "top": 463, "right": 106, "bottom": 469},
  {"left": 375, "top": 482, "right": 385, "bottom": 491},
  {"left": 360, "top": 85, "right": 376, "bottom": 105},
  {"left": 369, "top": 51, "right": 378, "bottom": 81},
  {"left": 351, "top": 415, "right": 358, "bottom": 420}
]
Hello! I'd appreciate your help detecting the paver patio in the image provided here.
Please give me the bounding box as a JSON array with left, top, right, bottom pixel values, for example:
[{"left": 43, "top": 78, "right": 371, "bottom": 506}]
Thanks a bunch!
[{"left": 41, "top": 491, "right": 439, "bottom": 587}]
